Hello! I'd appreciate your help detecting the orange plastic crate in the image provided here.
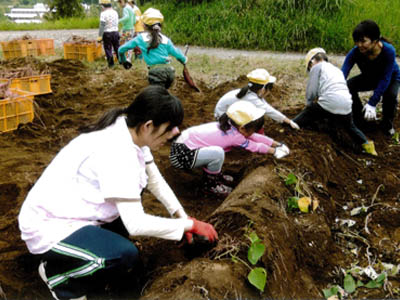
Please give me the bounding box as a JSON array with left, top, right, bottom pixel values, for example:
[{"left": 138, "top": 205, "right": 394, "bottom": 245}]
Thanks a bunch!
[
  {"left": 0, "top": 89, "right": 34, "bottom": 132},
  {"left": 63, "top": 42, "right": 103, "bottom": 62},
  {"left": 1, "top": 75, "right": 52, "bottom": 95}
]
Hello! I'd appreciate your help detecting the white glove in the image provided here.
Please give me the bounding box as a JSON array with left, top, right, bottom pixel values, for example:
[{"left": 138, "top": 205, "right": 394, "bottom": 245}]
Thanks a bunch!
[
  {"left": 274, "top": 144, "right": 290, "bottom": 159},
  {"left": 289, "top": 120, "right": 300, "bottom": 130},
  {"left": 363, "top": 104, "right": 377, "bottom": 121}
]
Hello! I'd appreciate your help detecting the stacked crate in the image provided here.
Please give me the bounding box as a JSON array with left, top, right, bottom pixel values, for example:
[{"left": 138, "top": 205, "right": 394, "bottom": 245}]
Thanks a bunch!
[
  {"left": 0, "top": 39, "right": 55, "bottom": 59},
  {"left": 0, "top": 74, "right": 52, "bottom": 132},
  {"left": 63, "top": 42, "right": 103, "bottom": 62},
  {"left": 0, "top": 89, "right": 34, "bottom": 132}
]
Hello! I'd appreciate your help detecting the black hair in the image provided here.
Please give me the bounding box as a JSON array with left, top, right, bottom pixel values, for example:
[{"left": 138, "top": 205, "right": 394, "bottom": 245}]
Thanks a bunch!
[
  {"left": 307, "top": 52, "right": 328, "bottom": 71},
  {"left": 236, "top": 82, "right": 265, "bottom": 98},
  {"left": 101, "top": 3, "right": 112, "bottom": 8},
  {"left": 80, "top": 85, "right": 184, "bottom": 133},
  {"left": 218, "top": 113, "right": 264, "bottom": 134},
  {"left": 145, "top": 23, "right": 162, "bottom": 53},
  {"left": 352, "top": 19, "right": 391, "bottom": 44}
]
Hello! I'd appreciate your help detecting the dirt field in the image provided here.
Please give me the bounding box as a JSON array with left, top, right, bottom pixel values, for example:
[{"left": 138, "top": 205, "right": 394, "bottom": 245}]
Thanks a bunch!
[{"left": 0, "top": 56, "right": 399, "bottom": 300}]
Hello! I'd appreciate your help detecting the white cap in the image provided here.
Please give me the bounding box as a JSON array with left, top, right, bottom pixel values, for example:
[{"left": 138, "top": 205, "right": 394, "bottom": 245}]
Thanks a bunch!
[
  {"left": 305, "top": 47, "right": 326, "bottom": 69},
  {"left": 227, "top": 101, "right": 265, "bottom": 126},
  {"left": 247, "top": 68, "right": 276, "bottom": 85}
]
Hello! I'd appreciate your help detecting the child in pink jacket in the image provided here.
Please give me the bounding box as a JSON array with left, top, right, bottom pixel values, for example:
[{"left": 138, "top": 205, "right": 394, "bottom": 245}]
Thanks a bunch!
[{"left": 170, "top": 101, "right": 290, "bottom": 197}]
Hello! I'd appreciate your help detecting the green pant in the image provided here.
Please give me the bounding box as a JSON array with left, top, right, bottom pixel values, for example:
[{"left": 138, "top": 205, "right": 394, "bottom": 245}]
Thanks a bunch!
[{"left": 148, "top": 65, "right": 175, "bottom": 89}]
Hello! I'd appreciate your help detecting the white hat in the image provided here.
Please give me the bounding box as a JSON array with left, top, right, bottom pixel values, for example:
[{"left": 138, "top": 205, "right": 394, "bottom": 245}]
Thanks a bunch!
[
  {"left": 247, "top": 68, "right": 276, "bottom": 85},
  {"left": 141, "top": 8, "right": 164, "bottom": 26},
  {"left": 227, "top": 101, "right": 265, "bottom": 126},
  {"left": 305, "top": 47, "right": 326, "bottom": 70}
]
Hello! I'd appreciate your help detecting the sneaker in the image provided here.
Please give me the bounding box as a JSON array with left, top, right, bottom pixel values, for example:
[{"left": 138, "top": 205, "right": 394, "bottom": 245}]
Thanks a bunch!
[
  {"left": 217, "top": 173, "right": 234, "bottom": 185},
  {"left": 39, "top": 262, "right": 87, "bottom": 300},
  {"left": 203, "top": 183, "right": 232, "bottom": 197},
  {"left": 362, "top": 141, "right": 378, "bottom": 156},
  {"left": 389, "top": 128, "right": 396, "bottom": 136}
]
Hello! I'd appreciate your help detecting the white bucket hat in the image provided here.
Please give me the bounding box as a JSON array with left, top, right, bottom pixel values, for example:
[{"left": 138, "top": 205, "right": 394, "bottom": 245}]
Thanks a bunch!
[
  {"left": 305, "top": 47, "right": 326, "bottom": 70},
  {"left": 142, "top": 8, "right": 164, "bottom": 26},
  {"left": 247, "top": 68, "right": 276, "bottom": 85},
  {"left": 227, "top": 101, "right": 265, "bottom": 126}
]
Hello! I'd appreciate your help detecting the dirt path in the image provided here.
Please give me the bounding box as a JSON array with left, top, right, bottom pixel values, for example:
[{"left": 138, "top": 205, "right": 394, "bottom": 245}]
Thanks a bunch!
[{"left": 0, "top": 29, "right": 346, "bottom": 63}]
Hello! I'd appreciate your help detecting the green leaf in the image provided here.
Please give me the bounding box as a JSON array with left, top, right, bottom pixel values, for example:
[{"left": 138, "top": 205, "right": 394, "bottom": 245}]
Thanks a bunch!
[
  {"left": 344, "top": 274, "right": 356, "bottom": 293},
  {"left": 392, "top": 132, "right": 399, "bottom": 144},
  {"left": 322, "top": 286, "right": 339, "bottom": 298},
  {"left": 248, "top": 241, "right": 265, "bottom": 265},
  {"left": 285, "top": 173, "right": 297, "bottom": 185},
  {"left": 248, "top": 231, "right": 260, "bottom": 244},
  {"left": 287, "top": 196, "right": 299, "bottom": 211},
  {"left": 376, "top": 273, "right": 386, "bottom": 283},
  {"left": 365, "top": 279, "right": 383, "bottom": 289},
  {"left": 356, "top": 280, "right": 364, "bottom": 287},
  {"left": 248, "top": 267, "right": 267, "bottom": 292}
]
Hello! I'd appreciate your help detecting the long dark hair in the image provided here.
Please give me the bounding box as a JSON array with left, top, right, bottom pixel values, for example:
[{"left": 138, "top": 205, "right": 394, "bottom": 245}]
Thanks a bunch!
[
  {"left": 218, "top": 113, "right": 264, "bottom": 134},
  {"left": 145, "top": 23, "right": 162, "bottom": 53},
  {"left": 80, "top": 85, "right": 184, "bottom": 133},
  {"left": 352, "top": 19, "right": 391, "bottom": 44},
  {"left": 236, "top": 82, "right": 264, "bottom": 99}
]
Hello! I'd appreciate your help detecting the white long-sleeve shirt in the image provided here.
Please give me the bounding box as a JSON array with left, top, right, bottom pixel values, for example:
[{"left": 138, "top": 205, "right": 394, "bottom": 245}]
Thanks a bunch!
[
  {"left": 307, "top": 61, "right": 352, "bottom": 115},
  {"left": 214, "top": 89, "right": 286, "bottom": 122},
  {"left": 18, "top": 117, "right": 188, "bottom": 254}
]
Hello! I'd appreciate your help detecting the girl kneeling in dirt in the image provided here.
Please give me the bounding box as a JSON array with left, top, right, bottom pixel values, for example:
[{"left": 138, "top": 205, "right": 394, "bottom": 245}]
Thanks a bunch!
[
  {"left": 214, "top": 68, "right": 300, "bottom": 132},
  {"left": 170, "top": 100, "right": 290, "bottom": 197},
  {"left": 118, "top": 7, "right": 187, "bottom": 89},
  {"left": 18, "top": 86, "right": 217, "bottom": 300},
  {"left": 293, "top": 48, "right": 377, "bottom": 156}
]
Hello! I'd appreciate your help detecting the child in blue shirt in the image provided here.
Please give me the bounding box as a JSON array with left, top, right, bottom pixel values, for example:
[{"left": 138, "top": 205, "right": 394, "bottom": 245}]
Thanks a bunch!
[
  {"left": 342, "top": 20, "right": 400, "bottom": 136},
  {"left": 118, "top": 7, "right": 187, "bottom": 89}
]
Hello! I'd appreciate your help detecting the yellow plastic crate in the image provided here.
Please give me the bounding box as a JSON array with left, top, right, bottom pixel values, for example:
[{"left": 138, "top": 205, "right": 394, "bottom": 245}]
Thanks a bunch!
[
  {"left": 0, "top": 39, "right": 55, "bottom": 59},
  {"left": 63, "top": 42, "right": 103, "bottom": 62},
  {"left": 36, "top": 39, "right": 55, "bottom": 56},
  {"left": 0, "top": 40, "right": 39, "bottom": 59},
  {"left": 0, "top": 75, "right": 52, "bottom": 95},
  {"left": 0, "top": 89, "right": 34, "bottom": 132}
]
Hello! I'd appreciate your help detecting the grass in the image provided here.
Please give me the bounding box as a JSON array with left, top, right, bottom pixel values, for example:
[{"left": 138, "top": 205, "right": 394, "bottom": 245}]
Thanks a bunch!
[
  {"left": 0, "top": 0, "right": 399, "bottom": 53},
  {"left": 144, "top": 0, "right": 400, "bottom": 53},
  {"left": 0, "top": 17, "right": 99, "bottom": 30}
]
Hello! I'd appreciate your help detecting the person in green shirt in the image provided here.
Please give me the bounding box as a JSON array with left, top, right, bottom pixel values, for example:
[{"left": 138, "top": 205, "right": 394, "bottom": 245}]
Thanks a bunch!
[{"left": 118, "top": 0, "right": 136, "bottom": 62}]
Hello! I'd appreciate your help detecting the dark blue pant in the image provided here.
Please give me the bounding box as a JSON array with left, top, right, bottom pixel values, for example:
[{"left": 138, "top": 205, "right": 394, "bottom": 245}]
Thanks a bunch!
[
  {"left": 39, "top": 221, "right": 139, "bottom": 299},
  {"left": 293, "top": 102, "right": 368, "bottom": 145},
  {"left": 103, "top": 31, "right": 120, "bottom": 67},
  {"left": 347, "top": 75, "right": 400, "bottom": 131}
]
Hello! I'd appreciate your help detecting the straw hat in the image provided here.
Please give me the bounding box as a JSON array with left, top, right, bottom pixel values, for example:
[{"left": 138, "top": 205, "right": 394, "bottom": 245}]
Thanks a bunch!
[{"left": 227, "top": 101, "right": 265, "bottom": 126}]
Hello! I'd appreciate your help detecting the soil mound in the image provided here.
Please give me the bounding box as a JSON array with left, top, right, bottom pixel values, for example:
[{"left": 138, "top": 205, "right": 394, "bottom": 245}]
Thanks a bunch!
[{"left": 0, "top": 57, "right": 399, "bottom": 300}]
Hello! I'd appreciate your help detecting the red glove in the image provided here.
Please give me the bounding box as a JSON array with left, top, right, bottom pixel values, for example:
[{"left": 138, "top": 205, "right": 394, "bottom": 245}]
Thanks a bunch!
[
  {"left": 133, "top": 46, "right": 142, "bottom": 56},
  {"left": 184, "top": 217, "right": 218, "bottom": 244}
]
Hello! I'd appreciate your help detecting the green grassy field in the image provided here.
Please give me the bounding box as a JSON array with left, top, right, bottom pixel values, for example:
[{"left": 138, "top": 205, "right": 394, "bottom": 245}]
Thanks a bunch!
[{"left": 0, "top": 0, "right": 399, "bottom": 53}]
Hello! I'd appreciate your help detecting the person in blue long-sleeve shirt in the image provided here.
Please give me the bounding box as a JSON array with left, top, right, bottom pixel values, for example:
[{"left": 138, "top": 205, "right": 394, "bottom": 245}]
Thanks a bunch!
[{"left": 341, "top": 20, "right": 400, "bottom": 136}]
